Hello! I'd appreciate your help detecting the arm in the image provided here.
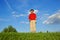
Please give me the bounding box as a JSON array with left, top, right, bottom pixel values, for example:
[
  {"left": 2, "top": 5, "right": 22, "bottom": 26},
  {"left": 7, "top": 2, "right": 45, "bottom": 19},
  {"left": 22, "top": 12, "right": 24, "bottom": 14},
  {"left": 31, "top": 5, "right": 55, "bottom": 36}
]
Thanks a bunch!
[
  {"left": 35, "top": 14, "right": 37, "bottom": 23},
  {"left": 28, "top": 14, "right": 30, "bottom": 22},
  {"left": 35, "top": 14, "right": 37, "bottom": 20}
]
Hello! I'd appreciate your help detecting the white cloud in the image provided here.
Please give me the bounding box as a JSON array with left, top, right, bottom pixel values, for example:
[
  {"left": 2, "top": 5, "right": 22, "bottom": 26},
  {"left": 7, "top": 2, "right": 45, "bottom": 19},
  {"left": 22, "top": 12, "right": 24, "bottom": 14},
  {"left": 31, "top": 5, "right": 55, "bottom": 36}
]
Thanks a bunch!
[
  {"left": 12, "top": 14, "right": 25, "bottom": 17},
  {"left": 12, "top": 11, "right": 16, "bottom": 14},
  {"left": 4, "top": 0, "right": 13, "bottom": 10},
  {"left": 20, "top": 21, "right": 29, "bottom": 24},
  {"left": 43, "top": 10, "right": 60, "bottom": 24},
  {"left": 37, "top": 13, "right": 50, "bottom": 21},
  {"left": 34, "top": 10, "right": 39, "bottom": 13},
  {"left": 12, "top": 11, "right": 25, "bottom": 17}
]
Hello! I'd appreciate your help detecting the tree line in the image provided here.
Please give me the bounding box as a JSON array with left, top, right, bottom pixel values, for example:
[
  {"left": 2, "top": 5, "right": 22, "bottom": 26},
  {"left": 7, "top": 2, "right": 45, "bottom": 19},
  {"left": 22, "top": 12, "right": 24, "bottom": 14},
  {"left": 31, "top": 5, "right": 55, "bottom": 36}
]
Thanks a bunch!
[{"left": 1, "top": 25, "right": 17, "bottom": 32}]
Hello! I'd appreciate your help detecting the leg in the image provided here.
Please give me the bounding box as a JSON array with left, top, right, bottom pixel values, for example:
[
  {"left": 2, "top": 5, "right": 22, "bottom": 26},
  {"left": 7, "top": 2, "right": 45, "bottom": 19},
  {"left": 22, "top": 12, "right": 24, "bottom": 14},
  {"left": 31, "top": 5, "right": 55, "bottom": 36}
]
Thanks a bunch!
[
  {"left": 32, "top": 20, "right": 36, "bottom": 32},
  {"left": 30, "top": 20, "right": 36, "bottom": 32},
  {"left": 30, "top": 21, "right": 33, "bottom": 32}
]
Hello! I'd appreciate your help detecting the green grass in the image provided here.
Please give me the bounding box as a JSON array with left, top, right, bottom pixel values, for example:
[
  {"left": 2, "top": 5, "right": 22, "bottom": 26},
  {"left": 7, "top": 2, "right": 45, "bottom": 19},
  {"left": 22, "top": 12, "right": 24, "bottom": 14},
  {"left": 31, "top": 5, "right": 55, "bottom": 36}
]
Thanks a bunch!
[{"left": 0, "top": 32, "right": 60, "bottom": 40}]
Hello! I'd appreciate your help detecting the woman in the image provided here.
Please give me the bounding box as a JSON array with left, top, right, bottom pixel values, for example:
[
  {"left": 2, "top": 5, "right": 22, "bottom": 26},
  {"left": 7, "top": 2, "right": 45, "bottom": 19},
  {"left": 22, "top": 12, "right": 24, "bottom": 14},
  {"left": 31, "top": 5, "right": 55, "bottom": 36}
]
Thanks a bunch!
[{"left": 28, "top": 9, "right": 37, "bottom": 32}]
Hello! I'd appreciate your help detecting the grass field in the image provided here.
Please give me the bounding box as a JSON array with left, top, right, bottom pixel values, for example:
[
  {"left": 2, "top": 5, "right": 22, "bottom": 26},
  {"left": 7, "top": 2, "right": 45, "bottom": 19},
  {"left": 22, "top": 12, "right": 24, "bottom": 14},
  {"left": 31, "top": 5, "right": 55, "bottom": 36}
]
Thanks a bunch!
[{"left": 0, "top": 32, "right": 60, "bottom": 40}]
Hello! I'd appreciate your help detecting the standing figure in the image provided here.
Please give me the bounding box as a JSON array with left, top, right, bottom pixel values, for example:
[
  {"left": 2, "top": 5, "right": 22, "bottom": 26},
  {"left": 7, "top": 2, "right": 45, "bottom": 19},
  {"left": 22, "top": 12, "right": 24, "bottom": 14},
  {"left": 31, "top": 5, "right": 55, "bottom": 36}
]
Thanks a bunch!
[{"left": 28, "top": 9, "right": 37, "bottom": 32}]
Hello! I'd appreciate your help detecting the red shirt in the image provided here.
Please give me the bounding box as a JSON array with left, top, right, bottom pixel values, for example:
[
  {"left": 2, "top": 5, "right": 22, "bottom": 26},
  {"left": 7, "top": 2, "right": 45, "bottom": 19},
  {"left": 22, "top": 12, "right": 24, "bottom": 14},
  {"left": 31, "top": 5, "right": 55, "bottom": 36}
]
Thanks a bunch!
[{"left": 29, "top": 13, "right": 36, "bottom": 20}]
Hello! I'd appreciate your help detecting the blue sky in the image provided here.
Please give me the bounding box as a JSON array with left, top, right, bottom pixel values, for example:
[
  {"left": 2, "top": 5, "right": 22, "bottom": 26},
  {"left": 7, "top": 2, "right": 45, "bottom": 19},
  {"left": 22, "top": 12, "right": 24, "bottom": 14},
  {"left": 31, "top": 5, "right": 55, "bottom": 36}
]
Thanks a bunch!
[{"left": 0, "top": 0, "right": 60, "bottom": 32}]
